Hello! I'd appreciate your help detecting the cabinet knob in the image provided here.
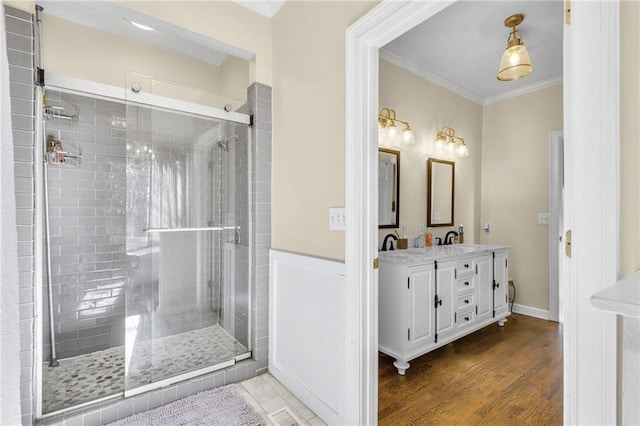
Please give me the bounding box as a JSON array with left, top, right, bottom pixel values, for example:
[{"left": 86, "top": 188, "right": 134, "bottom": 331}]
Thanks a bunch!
[
  {"left": 465, "top": 317, "right": 470, "bottom": 321},
  {"left": 464, "top": 264, "right": 470, "bottom": 268},
  {"left": 464, "top": 299, "right": 469, "bottom": 304},
  {"left": 464, "top": 281, "right": 470, "bottom": 286}
]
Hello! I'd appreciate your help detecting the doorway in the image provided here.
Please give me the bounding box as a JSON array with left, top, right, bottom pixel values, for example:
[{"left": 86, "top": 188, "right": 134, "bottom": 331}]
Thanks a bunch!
[{"left": 345, "top": 1, "right": 619, "bottom": 424}]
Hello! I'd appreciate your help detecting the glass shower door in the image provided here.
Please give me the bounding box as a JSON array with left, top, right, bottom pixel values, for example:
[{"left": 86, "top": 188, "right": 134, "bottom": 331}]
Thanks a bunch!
[{"left": 123, "top": 100, "right": 250, "bottom": 395}]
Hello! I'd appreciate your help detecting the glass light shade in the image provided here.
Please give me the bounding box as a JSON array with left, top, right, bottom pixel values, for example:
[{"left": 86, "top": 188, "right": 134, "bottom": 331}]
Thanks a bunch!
[
  {"left": 435, "top": 134, "right": 446, "bottom": 150},
  {"left": 497, "top": 44, "right": 533, "bottom": 81},
  {"left": 445, "top": 138, "right": 456, "bottom": 153},
  {"left": 401, "top": 127, "right": 415, "bottom": 144},
  {"left": 456, "top": 142, "right": 469, "bottom": 157}
]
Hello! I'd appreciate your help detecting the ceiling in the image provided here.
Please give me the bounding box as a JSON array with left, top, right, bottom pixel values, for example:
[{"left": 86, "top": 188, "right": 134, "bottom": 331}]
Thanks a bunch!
[
  {"left": 39, "top": 1, "right": 254, "bottom": 66},
  {"left": 381, "top": 0, "right": 564, "bottom": 105}
]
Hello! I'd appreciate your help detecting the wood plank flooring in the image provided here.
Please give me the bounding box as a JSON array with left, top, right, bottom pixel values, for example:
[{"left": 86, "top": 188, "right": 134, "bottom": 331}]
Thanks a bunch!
[{"left": 378, "top": 315, "right": 562, "bottom": 425}]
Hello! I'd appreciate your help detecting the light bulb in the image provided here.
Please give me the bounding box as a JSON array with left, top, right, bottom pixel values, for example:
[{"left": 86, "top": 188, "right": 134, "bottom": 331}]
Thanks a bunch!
[
  {"left": 401, "top": 127, "right": 415, "bottom": 144},
  {"left": 445, "top": 139, "right": 456, "bottom": 153},
  {"left": 385, "top": 124, "right": 400, "bottom": 146},
  {"left": 456, "top": 143, "right": 469, "bottom": 157},
  {"left": 378, "top": 122, "right": 386, "bottom": 146}
]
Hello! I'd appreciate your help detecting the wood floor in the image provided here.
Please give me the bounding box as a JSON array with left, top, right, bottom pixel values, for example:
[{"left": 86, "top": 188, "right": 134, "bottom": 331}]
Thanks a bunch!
[{"left": 378, "top": 314, "right": 563, "bottom": 425}]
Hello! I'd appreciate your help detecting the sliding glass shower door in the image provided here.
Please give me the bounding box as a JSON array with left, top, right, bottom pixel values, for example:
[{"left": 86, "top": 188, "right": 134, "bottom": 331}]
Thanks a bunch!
[{"left": 123, "top": 100, "right": 250, "bottom": 394}]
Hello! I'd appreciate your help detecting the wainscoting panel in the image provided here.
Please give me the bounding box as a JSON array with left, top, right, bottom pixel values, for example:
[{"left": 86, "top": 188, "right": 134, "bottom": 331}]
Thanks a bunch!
[{"left": 269, "top": 250, "right": 346, "bottom": 425}]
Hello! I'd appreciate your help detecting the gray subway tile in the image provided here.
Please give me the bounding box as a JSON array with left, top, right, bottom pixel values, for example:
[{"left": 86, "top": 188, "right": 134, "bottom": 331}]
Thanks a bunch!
[
  {"left": 4, "top": 6, "right": 32, "bottom": 21},
  {"left": 9, "top": 64, "right": 32, "bottom": 84},
  {"left": 12, "top": 129, "right": 33, "bottom": 147},
  {"left": 6, "top": 32, "right": 31, "bottom": 52},
  {"left": 9, "top": 80, "right": 32, "bottom": 100},
  {"left": 11, "top": 113, "right": 33, "bottom": 131}
]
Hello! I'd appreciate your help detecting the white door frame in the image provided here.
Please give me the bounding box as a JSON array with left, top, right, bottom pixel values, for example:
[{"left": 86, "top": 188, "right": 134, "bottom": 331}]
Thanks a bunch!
[
  {"left": 549, "top": 130, "right": 563, "bottom": 323},
  {"left": 345, "top": 1, "right": 618, "bottom": 424}
]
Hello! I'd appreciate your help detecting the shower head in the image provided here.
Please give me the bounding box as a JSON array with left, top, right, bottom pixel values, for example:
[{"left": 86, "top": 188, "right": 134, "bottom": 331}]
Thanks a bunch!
[{"left": 215, "top": 135, "right": 238, "bottom": 152}]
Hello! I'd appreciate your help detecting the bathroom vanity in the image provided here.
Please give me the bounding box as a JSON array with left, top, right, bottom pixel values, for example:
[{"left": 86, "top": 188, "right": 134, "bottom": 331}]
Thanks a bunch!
[{"left": 378, "top": 244, "right": 509, "bottom": 374}]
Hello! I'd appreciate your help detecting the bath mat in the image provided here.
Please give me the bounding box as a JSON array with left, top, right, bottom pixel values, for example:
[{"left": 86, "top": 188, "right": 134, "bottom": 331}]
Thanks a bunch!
[{"left": 108, "top": 383, "right": 265, "bottom": 426}]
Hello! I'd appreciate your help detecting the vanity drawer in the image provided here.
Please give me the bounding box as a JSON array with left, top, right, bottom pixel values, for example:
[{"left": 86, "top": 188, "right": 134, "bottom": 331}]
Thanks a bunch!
[
  {"left": 456, "top": 293, "right": 475, "bottom": 311},
  {"left": 456, "top": 309, "right": 475, "bottom": 329},
  {"left": 456, "top": 276, "right": 475, "bottom": 293},
  {"left": 454, "top": 258, "right": 476, "bottom": 278}
]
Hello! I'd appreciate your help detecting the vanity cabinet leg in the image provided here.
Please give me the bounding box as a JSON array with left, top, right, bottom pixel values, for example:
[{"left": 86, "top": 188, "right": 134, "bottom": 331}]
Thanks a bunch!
[
  {"left": 498, "top": 318, "right": 507, "bottom": 327},
  {"left": 393, "top": 360, "right": 410, "bottom": 375}
]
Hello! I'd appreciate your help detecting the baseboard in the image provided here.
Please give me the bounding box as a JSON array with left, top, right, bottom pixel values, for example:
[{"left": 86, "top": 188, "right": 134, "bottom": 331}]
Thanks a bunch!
[{"left": 511, "top": 303, "right": 551, "bottom": 320}]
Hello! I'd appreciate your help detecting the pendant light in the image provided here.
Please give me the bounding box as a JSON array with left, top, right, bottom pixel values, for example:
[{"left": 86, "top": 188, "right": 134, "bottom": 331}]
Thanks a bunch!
[{"left": 497, "top": 14, "right": 533, "bottom": 82}]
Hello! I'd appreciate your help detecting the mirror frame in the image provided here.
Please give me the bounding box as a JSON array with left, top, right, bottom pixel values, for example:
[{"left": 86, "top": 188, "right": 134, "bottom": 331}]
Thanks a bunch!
[
  {"left": 427, "top": 158, "right": 455, "bottom": 227},
  {"left": 378, "top": 148, "right": 400, "bottom": 229}
]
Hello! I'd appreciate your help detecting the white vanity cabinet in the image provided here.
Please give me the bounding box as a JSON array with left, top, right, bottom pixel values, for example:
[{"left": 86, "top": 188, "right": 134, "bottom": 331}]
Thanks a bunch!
[
  {"left": 379, "top": 246, "right": 510, "bottom": 375},
  {"left": 378, "top": 261, "right": 436, "bottom": 374}
]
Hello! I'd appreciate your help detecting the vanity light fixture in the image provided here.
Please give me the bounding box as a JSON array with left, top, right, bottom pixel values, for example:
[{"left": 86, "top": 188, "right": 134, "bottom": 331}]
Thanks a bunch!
[
  {"left": 435, "top": 127, "right": 469, "bottom": 157},
  {"left": 497, "top": 14, "right": 533, "bottom": 81},
  {"left": 378, "top": 108, "right": 415, "bottom": 146}
]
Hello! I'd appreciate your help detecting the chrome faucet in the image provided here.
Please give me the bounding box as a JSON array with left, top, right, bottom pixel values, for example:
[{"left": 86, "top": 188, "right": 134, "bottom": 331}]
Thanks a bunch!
[
  {"left": 381, "top": 234, "right": 398, "bottom": 251},
  {"left": 443, "top": 231, "right": 459, "bottom": 245}
]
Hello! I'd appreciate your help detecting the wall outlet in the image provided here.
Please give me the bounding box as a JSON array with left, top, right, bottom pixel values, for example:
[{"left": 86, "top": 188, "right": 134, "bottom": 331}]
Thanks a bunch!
[
  {"left": 537, "top": 213, "right": 550, "bottom": 225},
  {"left": 483, "top": 223, "right": 491, "bottom": 232},
  {"left": 329, "top": 207, "right": 346, "bottom": 230}
]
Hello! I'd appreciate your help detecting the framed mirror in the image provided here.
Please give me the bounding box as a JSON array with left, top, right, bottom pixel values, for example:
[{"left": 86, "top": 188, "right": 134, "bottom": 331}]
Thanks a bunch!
[
  {"left": 378, "top": 148, "right": 400, "bottom": 228},
  {"left": 427, "top": 158, "right": 454, "bottom": 227}
]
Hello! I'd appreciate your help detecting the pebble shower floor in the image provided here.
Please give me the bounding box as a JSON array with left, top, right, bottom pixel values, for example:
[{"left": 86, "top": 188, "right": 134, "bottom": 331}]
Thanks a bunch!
[{"left": 42, "top": 324, "right": 248, "bottom": 413}]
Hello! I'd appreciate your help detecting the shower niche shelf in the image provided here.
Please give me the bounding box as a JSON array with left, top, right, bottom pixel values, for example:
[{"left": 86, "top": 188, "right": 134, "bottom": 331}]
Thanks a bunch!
[{"left": 43, "top": 105, "right": 79, "bottom": 124}]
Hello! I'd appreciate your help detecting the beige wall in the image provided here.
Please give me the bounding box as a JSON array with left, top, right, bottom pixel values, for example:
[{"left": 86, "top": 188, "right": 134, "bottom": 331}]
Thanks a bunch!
[
  {"left": 117, "top": 1, "right": 272, "bottom": 87},
  {"left": 620, "top": 0, "right": 640, "bottom": 276},
  {"left": 42, "top": 14, "right": 249, "bottom": 109},
  {"left": 378, "top": 59, "right": 483, "bottom": 245},
  {"left": 481, "top": 85, "right": 563, "bottom": 311},
  {"left": 271, "top": 1, "right": 376, "bottom": 260}
]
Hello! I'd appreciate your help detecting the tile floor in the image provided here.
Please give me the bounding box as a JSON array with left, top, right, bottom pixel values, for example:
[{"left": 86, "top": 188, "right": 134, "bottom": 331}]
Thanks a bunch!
[
  {"left": 43, "top": 324, "right": 248, "bottom": 413},
  {"left": 239, "top": 374, "right": 326, "bottom": 426}
]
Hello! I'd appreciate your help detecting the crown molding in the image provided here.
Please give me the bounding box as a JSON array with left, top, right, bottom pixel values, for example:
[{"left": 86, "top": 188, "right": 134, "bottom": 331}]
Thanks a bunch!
[
  {"left": 482, "top": 76, "right": 563, "bottom": 105},
  {"left": 232, "top": 0, "right": 286, "bottom": 18},
  {"left": 380, "top": 47, "right": 563, "bottom": 106},
  {"left": 380, "top": 48, "right": 485, "bottom": 105}
]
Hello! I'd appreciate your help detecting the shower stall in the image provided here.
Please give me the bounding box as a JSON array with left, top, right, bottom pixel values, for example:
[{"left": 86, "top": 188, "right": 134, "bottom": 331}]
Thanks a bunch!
[{"left": 39, "top": 82, "right": 252, "bottom": 414}]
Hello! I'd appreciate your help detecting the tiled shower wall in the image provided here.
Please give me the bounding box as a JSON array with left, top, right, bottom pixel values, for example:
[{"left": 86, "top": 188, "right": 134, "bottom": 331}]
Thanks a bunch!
[
  {"left": 248, "top": 82, "right": 272, "bottom": 374},
  {"left": 42, "top": 90, "right": 127, "bottom": 360},
  {"left": 5, "top": 6, "right": 36, "bottom": 425}
]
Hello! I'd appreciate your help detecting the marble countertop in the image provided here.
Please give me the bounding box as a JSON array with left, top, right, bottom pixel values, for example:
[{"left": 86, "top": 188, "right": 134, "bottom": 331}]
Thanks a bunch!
[
  {"left": 591, "top": 271, "right": 640, "bottom": 318},
  {"left": 379, "top": 244, "right": 508, "bottom": 264}
]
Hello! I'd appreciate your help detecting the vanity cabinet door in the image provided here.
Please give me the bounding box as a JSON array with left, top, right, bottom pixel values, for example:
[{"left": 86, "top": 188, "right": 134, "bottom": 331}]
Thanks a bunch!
[
  {"left": 476, "top": 254, "right": 493, "bottom": 321},
  {"left": 407, "top": 265, "right": 436, "bottom": 350},
  {"left": 493, "top": 250, "right": 509, "bottom": 316},
  {"left": 435, "top": 261, "right": 456, "bottom": 340}
]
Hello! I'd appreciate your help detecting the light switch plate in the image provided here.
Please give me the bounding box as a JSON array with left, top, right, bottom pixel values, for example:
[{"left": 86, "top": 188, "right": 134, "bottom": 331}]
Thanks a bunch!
[{"left": 329, "top": 207, "right": 346, "bottom": 230}]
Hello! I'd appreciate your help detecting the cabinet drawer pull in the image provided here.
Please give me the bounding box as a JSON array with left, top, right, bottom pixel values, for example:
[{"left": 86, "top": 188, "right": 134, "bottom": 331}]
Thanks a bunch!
[
  {"left": 464, "top": 263, "right": 470, "bottom": 268},
  {"left": 464, "top": 281, "right": 470, "bottom": 286},
  {"left": 464, "top": 299, "right": 470, "bottom": 304}
]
